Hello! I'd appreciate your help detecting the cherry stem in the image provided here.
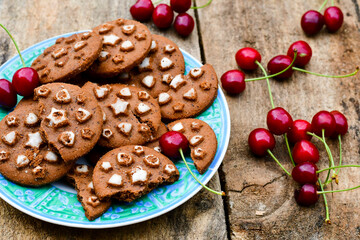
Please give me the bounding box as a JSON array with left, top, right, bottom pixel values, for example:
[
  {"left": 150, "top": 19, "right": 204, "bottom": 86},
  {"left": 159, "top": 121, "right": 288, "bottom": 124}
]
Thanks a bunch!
[
  {"left": 152, "top": 0, "right": 163, "bottom": 5},
  {"left": 292, "top": 66, "right": 359, "bottom": 79},
  {"left": 336, "top": 135, "right": 342, "bottom": 176},
  {"left": 0, "top": 24, "right": 25, "bottom": 67},
  {"left": 318, "top": 0, "right": 329, "bottom": 12},
  {"left": 318, "top": 183, "right": 360, "bottom": 194},
  {"left": 179, "top": 148, "right": 225, "bottom": 196},
  {"left": 322, "top": 129, "right": 337, "bottom": 179},
  {"left": 267, "top": 149, "right": 291, "bottom": 176},
  {"left": 318, "top": 178, "right": 331, "bottom": 224},
  {"left": 316, "top": 165, "right": 360, "bottom": 174},
  {"left": 245, "top": 50, "right": 297, "bottom": 82},
  {"left": 306, "top": 131, "right": 334, "bottom": 185},
  {"left": 331, "top": 0, "right": 335, "bottom": 6},
  {"left": 255, "top": 60, "right": 275, "bottom": 109},
  {"left": 284, "top": 133, "right": 295, "bottom": 167},
  {"left": 191, "top": 0, "right": 213, "bottom": 9}
]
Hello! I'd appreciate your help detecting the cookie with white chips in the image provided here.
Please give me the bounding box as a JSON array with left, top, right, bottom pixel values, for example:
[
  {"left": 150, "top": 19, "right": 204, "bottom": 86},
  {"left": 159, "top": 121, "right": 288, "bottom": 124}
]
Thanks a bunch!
[
  {"left": 127, "top": 34, "right": 185, "bottom": 98},
  {"left": 168, "top": 119, "right": 217, "bottom": 174},
  {"left": 0, "top": 98, "right": 73, "bottom": 186},
  {"left": 67, "top": 164, "right": 111, "bottom": 221},
  {"left": 31, "top": 31, "right": 103, "bottom": 84},
  {"left": 88, "top": 18, "right": 152, "bottom": 78},
  {"left": 82, "top": 82, "right": 162, "bottom": 148},
  {"left": 34, "top": 83, "right": 103, "bottom": 162},
  {"left": 158, "top": 64, "right": 218, "bottom": 120},
  {"left": 92, "top": 145, "right": 179, "bottom": 202}
]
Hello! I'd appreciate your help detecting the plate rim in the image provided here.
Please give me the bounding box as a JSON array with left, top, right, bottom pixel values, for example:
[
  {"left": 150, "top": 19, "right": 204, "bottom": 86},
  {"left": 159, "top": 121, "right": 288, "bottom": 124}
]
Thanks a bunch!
[{"left": 0, "top": 31, "right": 231, "bottom": 229}]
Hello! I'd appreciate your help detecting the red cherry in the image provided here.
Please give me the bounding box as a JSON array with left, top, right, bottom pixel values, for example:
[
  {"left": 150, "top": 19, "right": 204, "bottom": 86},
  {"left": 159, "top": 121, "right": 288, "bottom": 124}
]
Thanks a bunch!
[
  {"left": 159, "top": 131, "right": 189, "bottom": 158},
  {"left": 130, "top": 0, "right": 154, "bottom": 22},
  {"left": 311, "top": 111, "right": 336, "bottom": 137},
  {"left": 248, "top": 128, "right": 276, "bottom": 157},
  {"left": 12, "top": 67, "right": 39, "bottom": 97},
  {"left": 292, "top": 140, "right": 319, "bottom": 164},
  {"left": 294, "top": 183, "right": 319, "bottom": 206},
  {"left": 301, "top": 10, "right": 324, "bottom": 35},
  {"left": 266, "top": 107, "right": 293, "bottom": 135},
  {"left": 287, "top": 41, "right": 312, "bottom": 67},
  {"left": 174, "top": 13, "right": 195, "bottom": 37},
  {"left": 267, "top": 55, "right": 294, "bottom": 79},
  {"left": 235, "top": 47, "right": 262, "bottom": 71},
  {"left": 170, "top": 0, "right": 191, "bottom": 13},
  {"left": 292, "top": 162, "right": 318, "bottom": 185},
  {"left": 220, "top": 70, "right": 246, "bottom": 94},
  {"left": 287, "top": 119, "right": 312, "bottom": 144},
  {"left": 0, "top": 79, "right": 17, "bottom": 109},
  {"left": 152, "top": 4, "right": 174, "bottom": 29},
  {"left": 330, "top": 110, "right": 348, "bottom": 136},
  {"left": 324, "top": 6, "right": 343, "bottom": 33}
]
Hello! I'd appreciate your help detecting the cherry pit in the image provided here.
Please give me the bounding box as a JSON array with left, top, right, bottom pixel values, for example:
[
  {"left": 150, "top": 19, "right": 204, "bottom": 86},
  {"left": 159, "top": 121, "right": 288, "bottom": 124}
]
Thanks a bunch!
[{"left": 130, "top": 0, "right": 212, "bottom": 37}]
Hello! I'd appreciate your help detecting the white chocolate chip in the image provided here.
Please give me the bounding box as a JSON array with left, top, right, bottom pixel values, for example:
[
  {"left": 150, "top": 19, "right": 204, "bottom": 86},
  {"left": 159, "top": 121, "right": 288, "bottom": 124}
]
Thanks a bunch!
[
  {"left": 150, "top": 40, "right": 157, "bottom": 52},
  {"left": 0, "top": 150, "right": 9, "bottom": 161},
  {"left": 54, "top": 89, "right": 71, "bottom": 103},
  {"left": 46, "top": 108, "right": 69, "bottom": 128},
  {"left": 102, "top": 129, "right": 113, "bottom": 139},
  {"left": 164, "top": 45, "right": 176, "bottom": 53},
  {"left": 117, "top": 122, "right": 132, "bottom": 136},
  {"left": 190, "top": 135, "right": 204, "bottom": 146},
  {"left": 158, "top": 93, "right": 171, "bottom": 105},
  {"left": 133, "top": 146, "right": 144, "bottom": 156},
  {"left": 108, "top": 174, "right": 123, "bottom": 187},
  {"left": 16, "top": 155, "right": 29, "bottom": 168},
  {"left": 88, "top": 181, "right": 94, "bottom": 190},
  {"left": 6, "top": 116, "right": 18, "bottom": 127},
  {"left": 119, "top": 88, "right": 132, "bottom": 98},
  {"left": 122, "top": 25, "right": 136, "bottom": 35},
  {"left": 138, "top": 91, "right": 150, "bottom": 100},
  {"left": 131, "top": 166, "right": 148, "bottom": 184},
  {"left": 25, "top": 113, "right": 39, "bottom": 126},
  {"left": 171, "top": 122, "right": 185, "bottom": 133},
  {"left": 162, "top": 74, "right": 173, "bottom": 84},
  {"left": 74, "top": 41, "right": 87, "bottom": 51},
  {"left": 117, "top": 153, "right": 133, "bottom": 166},
  {"left": 138, "top": 57, "right": 151, "bottom": 72},
  {"left": 98, "top": 51, "right": 109, "bottom": 62},
  {"left": 103, "top": 34, "right": 121, "bottom": 46},
  {"left": 194, "top": 147, "right": 206, "bottom": 159},
  {"left": 101, "top": 161, "right": 112, "bottom": 172},
  {"left": 109, "top": 98, "right": 129, "bottom": 116},
  {"left": 25, "top": 132, "right": 43, "bottom": 149},
  {"left": 94, "top": 85, "right": 111, "bottom": 99},
  {"left": 164, "top": 164, "right": 176, "bottom": 175},
  {"left": 143, "top": 155, "right": 160, "bottom": 168},
  {"left": 183, "top": 88, "right": 197, "bottom": 101},
  {"left": 44, "top": 151, "right": 58, "bottom": 162},
  {"left": 87, "top": 196, "right": 100, "bottom": 207},
  {"left": 51, "top": 48, "right": 67, "bottom": 59},
  {"left": 58, "top": 131, "right": 75, "bottom": 147},
  {"left": 141, "top": 75, "right": 155, "bottom": 88},
  {"left": 2, "top": 131, "right": 17, "bottom": 146},
  {"left": 154, "top": 146, "right": 161, "bottom": 153},
  {"left": 136, "top": 103, "right": 151, "bottom": 115},
  {"left": 170, "top": 74, "right": 186, "bottom": 90},
  {"left": 75, "top": 108, "right": 92, "bottom": 123},
  {"left": 189, "top": 67, "right": 204, "bottom": 79},
  {"left": 159, "top": 57, "right": 174, "bottom": 70},
  {"left": 120, "top": 40, "right": 134, "bottom": 51},
  {"left": 76, "top": 164, "right": 89, "bottom": 174}
]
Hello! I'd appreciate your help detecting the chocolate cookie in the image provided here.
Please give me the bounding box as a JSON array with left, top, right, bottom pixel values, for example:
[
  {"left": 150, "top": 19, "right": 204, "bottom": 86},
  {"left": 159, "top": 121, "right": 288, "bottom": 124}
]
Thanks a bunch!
[
  {"left": 92, "top": 145, "right": 179, "bottom": 202},
  {"left": 67, "top": 164, "right": 111, "bottom": 221},
  {"left": 168, "top": 119, "right": 217, "bottom": 174},
  {"left": 158, "top": 64, "right": 218, "bottom": 120},
  {"left": 31, "top": 31, "right": 102, "bottom": 84},
  {"left": 127, "top": 34, "right": 185, "bottom": 98},
  {"left": 88, "top": 18, "right": 152, "bottom": 78},
  {"left": 34, "top": 83, "right": 103, "bottom": 162},
  {"left": 0, "top": 98, "right": 73, "bottom": 186},
  {"left": 145, "top": 122, "right": 168, "bottom": 153},
  {"left": 82, "top": 82, "right": 162, "bottom": 148}
]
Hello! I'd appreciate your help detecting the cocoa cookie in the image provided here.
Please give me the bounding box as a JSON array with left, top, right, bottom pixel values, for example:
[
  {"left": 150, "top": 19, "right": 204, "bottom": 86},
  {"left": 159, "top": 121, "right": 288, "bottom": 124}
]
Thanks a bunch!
[
  {"left": 31, "top": 31, "right": 103, "bottom": 84},
  {"left": 34, "top": 83, "right": 103, "bottom": 162},
  {"left": 145, "top": 122, "right": 168, "bottom": 153},
  {"left": 168, "top": 119, "right": 217, "bottom": 174},
  {"left": 93, "top": 145, "right": 179, "bottom": 202},
  {"left": 88, "top": 18, "right": 152, "bottom": 78},
  {"left": 82, "top": 82, "right": 161, "bottom": 148},
  {"left": 127, "top": 34, "right": 185, "bottom": 98},
  {"left": 67, "top": 164, "right": 111, "bottom": 221},
  {"left": 0, "top": 98, "right": 73, "bottom": 186},
  {"left": 158, "top": 64, "right": 218, "bottom": 120}
]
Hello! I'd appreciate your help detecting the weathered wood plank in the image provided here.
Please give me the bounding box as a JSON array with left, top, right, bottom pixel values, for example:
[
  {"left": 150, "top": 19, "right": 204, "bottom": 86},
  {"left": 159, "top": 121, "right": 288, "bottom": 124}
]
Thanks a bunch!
[
  {"left": 0, "top": 0, "right": 227, "bottom": 239},
  {"left": 198, "top": 0, "right": 360, "bottom": 239}
]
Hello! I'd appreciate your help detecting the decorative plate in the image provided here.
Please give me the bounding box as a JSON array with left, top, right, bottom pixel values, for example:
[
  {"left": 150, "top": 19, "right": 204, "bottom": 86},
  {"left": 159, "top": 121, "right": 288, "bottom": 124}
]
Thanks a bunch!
[{"left": 0, "top": 31, "right": 230, "bottom": 228}]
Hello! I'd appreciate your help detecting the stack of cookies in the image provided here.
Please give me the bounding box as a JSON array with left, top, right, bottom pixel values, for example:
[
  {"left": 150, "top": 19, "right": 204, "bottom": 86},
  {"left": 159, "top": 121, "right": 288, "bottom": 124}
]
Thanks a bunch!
[{"left": 0, "top": 18, "right": 219, "bottom": 221}]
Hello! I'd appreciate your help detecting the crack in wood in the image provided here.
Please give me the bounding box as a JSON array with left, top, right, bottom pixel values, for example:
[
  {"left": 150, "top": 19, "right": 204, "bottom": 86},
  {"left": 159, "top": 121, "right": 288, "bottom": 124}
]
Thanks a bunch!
[
  {"left": 352, "top": 0, "right": 360, "bottom": 23},
  {"left": 228, "top": 174, "right": 287, "bottom": 194}
]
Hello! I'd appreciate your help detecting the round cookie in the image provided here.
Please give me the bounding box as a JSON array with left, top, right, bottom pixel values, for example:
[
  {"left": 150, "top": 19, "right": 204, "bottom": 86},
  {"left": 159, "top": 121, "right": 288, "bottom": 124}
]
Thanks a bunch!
[
  {"left": 82, "top": 82, "right": 162, "bottom": 148},
  {"left": 67, "top": 164, "right": 111, "bottom": 221},
  {"left": 88, "top": 18, "right": 152, "bottom": 78},
  {"left": 34, "top": 83, "right": 103, "bottom": 162},
  {"left": 0, "top": 98, "right": 73, "bottom": 186},
  {"left": 92, "top": 145, "right": 179, "bottom": 202},
  {"left": 31, "top": 31, "right": 103, "bottom": 84},
  {"left": 168, "top": 119, "right": 217, "bottom": 174},
  {"left": 127, "top": 34, "right": 185, "bottom": 98},
  {"left": 158, "top": 64, "right": 218, "bottom": 120}
]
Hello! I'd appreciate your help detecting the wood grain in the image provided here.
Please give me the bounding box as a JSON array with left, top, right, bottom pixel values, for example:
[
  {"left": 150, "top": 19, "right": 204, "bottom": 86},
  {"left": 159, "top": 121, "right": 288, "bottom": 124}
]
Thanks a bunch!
[
  {"left": 0, "top": 0, "right": 226, "bottom": 239},
  {"left": 197, "top": 0, "right": 360, "bottom": 239}
]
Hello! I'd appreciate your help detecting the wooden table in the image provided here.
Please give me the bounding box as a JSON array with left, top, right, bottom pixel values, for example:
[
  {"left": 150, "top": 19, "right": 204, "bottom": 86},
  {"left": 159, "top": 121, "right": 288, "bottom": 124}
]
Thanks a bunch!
[{"left": 1, "top": 0, "right": 360, "bottom": 239}]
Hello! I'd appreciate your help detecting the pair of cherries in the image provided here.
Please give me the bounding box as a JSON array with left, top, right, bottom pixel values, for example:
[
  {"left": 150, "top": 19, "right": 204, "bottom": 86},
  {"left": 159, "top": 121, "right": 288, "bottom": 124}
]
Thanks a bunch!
[
  {"left": 248, "top": 108, "right": 348, "bottom": 206},
  {"left": 130, "top": 0, "right": 209, "bottom": 37},
  {"left": 0, "top": 24, "right": 39, "bottom": 109},
  {"left": 301, "top": 5, "right": 343, "bottom": 35}
]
